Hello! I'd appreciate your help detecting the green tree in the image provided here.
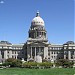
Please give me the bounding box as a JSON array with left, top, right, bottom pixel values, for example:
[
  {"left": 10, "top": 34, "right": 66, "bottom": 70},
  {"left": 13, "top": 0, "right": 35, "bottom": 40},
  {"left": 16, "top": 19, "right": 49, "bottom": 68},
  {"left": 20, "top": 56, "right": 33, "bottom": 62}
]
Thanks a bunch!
[
  {"left": 4, "top": 58, "right": 22, "bottom": 67},
  {"left": 56, "top": 59, "right": 74, "bottom": 68}
]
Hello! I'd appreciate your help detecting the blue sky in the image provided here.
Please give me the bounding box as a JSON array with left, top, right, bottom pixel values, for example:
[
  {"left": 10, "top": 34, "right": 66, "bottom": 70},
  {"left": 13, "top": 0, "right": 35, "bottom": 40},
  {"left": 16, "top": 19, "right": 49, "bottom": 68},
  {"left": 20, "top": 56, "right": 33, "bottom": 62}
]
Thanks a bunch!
[{"left": 0, "top": 0, "right": 74, "bottom": 44}]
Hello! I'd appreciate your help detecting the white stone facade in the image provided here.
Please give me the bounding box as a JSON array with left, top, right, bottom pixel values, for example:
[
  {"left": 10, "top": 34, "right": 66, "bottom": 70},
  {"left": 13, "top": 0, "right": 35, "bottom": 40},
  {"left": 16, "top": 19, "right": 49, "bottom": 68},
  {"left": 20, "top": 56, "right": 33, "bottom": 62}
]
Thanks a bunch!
[{"left": 0, "top": 12, "right": 75, "bottom": 63}]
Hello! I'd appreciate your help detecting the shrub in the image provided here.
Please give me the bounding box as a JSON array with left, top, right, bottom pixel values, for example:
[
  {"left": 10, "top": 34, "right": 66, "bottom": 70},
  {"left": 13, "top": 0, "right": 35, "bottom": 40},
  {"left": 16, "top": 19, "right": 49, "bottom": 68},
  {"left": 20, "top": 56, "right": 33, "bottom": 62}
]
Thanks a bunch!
[
  {"left": 39, "top": 62, "right": 53, "bottom": 68},
  {"left": 42, "top": 59, "right": 48, "bottom": 62},
  {"left": 56, "top": 59, "right": 74, "bottom": 68},
  {"left": 22, "top": 62, "right": 53, "bottom": 68},
  {"left": 4, "top": 58, "right": 22, "bottom": 67},
  {"left": 22, "top": 62, "right": 30, "bottom": 68},
  {"left": 22, "top": 62, "right": 37, "bottom": 68}
]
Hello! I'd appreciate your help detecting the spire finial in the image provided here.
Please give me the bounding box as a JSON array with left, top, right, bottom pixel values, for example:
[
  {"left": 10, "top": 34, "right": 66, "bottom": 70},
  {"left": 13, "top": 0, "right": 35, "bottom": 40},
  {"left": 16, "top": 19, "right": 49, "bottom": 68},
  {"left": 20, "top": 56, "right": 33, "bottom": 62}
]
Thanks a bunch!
[{"left": 36, "top": 10, "right": 40, "bottom": 17}]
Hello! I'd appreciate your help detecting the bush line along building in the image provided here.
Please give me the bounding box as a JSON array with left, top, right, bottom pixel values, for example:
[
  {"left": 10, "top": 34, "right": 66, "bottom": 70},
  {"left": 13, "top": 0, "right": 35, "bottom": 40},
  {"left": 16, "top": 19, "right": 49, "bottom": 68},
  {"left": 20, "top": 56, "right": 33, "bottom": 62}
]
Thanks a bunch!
[{"left": 0, "top": 12, "right": 75, "bottom": 63}]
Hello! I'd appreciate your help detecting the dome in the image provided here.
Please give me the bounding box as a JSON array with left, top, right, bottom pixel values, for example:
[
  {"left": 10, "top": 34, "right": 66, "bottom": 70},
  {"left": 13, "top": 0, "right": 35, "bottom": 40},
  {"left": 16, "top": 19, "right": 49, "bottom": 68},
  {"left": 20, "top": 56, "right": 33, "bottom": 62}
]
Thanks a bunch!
[
  {"left": 64, "top": 41, "right": 74, "bottom": 45},
  {"left": 0, "top": 41, "right": 12, "bottom": 45},
  {"left": 31, "top": 12, "right": 45, "bottom": 26}
]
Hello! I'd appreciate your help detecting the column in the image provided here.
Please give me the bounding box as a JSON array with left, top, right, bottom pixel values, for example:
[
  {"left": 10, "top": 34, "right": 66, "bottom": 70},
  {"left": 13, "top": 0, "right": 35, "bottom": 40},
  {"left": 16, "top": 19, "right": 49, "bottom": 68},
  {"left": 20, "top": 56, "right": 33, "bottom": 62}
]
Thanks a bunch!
[
  {"left": 64, "top": 55, "right": 66, "bottom": 59},
  {"left": 37, "top": 31, "right": 39, "bottom": 37},
  {"left": 16, "top": 55, "right": 17, "bottom": 59},
  {"left": 44, "top": 47, "right": 48, "bottom": 59},
  {"left": 43, "top": 32, "right": 44, "bottom": 37},
  {"left": 41, "top": 32, "right": 42, "bottom": 36},
  {"left": 38, "top": 32, "right": 39, "bottom": 37},
  {"left": 9, "top": 50, "right": 12, "bottom": 58},
  {"left": 35, "top": 47, "right": 36, "bottom": 57},
  {"left": 36, "top": 31, "right": 37, "bottom": 38},
  {"left": 4, "top": 50, "right": 7, "bottom": 59},
  {"left": 74, "top": 51, "right": 75, "bottom": 59},
  {"left": 40, "top": 32, "right": 42, "bottom": 36},
  {"left": 50, "top": 51, "right": 51, "bottom": 60},
  {"left": 53, "top": 52, "right": 54, "bottom": 60},
  {"left": 45, "top": 32, "right": 46, "bottom": 38},
  {"left": 39, "top": 47, "right": 40, "bottom": 53},
  {"left": 68, "top": 51, "right": 71, "bottom": 60},
  {"left": 34, "top": 33, "right": 35, "bottom": 38},
  {"left": 31, "top": 47, "right": 32, "bottom": 58},
  {"left": 0, "top": 51, "right": 2, "bottom": 59},
  {"left": 64, "top": 51, "right": 66, "bottom": 59}
]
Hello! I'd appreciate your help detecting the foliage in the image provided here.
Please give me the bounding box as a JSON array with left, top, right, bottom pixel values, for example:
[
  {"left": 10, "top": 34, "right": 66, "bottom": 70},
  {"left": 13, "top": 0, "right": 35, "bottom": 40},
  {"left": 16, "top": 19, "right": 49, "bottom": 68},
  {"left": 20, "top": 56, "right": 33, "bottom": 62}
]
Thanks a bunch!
[
  {"left": 42, "top": 59, "right": 48, "bottom": 62},
  {"left": 22, "top": 62, "right": 37, "bottom": 68},
  {"left": 28, "top": 59, "right": 34, "bottom": 62},
  {"left": 22, "top": 62, "right": 53, "bottom": 68},
  {"left": 56, "top": 59, "right": 74, "bottom": 68},
  {"left": 0, "top": 64, "right": 2, "bottom": 66},
  {"left": 3, "top": 58, "right": 22, "bottom": 67},
  {"left": 39, "top": 62, "right": 53, "bottom": 68}
]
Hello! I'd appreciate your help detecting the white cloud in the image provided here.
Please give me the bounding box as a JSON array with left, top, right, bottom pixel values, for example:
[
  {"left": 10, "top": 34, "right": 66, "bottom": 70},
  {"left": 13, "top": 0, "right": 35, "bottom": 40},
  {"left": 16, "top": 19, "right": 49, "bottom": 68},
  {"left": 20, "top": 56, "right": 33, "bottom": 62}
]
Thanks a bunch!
[{"left": 0, "top": 1, "right": 4, "bottom": 4}]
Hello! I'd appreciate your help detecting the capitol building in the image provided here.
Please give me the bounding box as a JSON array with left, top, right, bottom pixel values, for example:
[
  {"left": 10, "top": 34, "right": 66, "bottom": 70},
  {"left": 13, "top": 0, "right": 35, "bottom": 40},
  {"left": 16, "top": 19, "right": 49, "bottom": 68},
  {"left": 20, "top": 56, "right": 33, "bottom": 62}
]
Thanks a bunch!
[{"left": 0, "top": 12, "right": 75, "bottom": 63}]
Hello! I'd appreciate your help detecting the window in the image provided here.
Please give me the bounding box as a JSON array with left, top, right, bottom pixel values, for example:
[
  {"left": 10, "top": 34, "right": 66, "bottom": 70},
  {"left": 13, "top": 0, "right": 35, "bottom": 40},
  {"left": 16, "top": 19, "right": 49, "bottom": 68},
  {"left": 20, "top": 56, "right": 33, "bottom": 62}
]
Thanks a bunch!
[
  {"left": 15, "top": 51, "right": 16, "bottom": 54},
  {"left": 51, "top": 52, "right": 53, "bottom": 54},
  {"left": 54, "top": 52, "right": 56, "bottom": 54},
  {"left": 12, "top": 51, "right": 14, "bottom": 54},
  {"left": 55, "top": 47, "right": 57, "bottom": 50},
  {"left": 18, "top": 51, "right": 20, "bottom": 54},
  {"left": 53, "top": 48, "right": 55, "bottom": 50},
  {"left": 57, "top": 52, "right": 58, "bottom": 54},
  {"left": 48, "top": 52, "right": 50, "bottom": 56},
  {"left": 66, "top": 57, "right": 68, "bottom": 59},
  {"left": 71, "top": 51, "right": 74, "bottom": 55},
  {"left": 12, "top": 56, "right": 14, "bottom": 58},
  {"left": 54, "top": 56, "right": 56, "bottom": 59},
  {"left": 15, "top": 56, "right": 16, "bottom": 59},
  {"left": 7, "top": 51, "right": 9, "bottom": 53},
  {"left": 51, "top": 56, "right": 53, "bottom": 59},
  {"left": 22, "top": 52, "right": 24, "bottom": 54},
  {"left": 71, "top": 56, "right": 73, "bottom": 59},
  {"left": 64, "top": 47, "right": 67, "bottom": 49}
]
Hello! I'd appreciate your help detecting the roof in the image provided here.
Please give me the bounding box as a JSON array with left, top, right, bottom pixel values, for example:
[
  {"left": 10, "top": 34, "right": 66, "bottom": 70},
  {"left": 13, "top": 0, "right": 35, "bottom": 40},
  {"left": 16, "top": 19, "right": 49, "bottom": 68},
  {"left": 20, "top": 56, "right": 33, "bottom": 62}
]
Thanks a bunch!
[
  {"left": 0, "top": 41, "right": 12, "bottom": 45},
  {"left": 31, "top": 11, "right": 45, "bottom": 26},
  {"left": 64, "top": 41, "right": 74, "bottom": 45}
]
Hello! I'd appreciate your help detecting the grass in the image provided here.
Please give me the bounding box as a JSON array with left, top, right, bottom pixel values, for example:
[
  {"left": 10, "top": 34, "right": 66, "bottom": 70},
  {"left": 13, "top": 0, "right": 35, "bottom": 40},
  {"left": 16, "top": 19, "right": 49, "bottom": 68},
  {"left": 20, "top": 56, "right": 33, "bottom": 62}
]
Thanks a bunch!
[{"left": 0, "top": 68, "right": 75, "bottom": 75}]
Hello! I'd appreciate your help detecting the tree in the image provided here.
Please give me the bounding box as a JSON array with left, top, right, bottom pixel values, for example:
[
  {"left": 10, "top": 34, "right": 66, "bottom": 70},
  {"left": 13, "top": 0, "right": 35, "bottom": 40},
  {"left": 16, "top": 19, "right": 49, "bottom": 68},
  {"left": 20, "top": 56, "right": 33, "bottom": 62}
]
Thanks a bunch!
[
  {"left": 4, "top": 58, "right": 22, "bottom": 67},
  {"left": 56, "top": 59, "right": 74, "bottom": 68}
]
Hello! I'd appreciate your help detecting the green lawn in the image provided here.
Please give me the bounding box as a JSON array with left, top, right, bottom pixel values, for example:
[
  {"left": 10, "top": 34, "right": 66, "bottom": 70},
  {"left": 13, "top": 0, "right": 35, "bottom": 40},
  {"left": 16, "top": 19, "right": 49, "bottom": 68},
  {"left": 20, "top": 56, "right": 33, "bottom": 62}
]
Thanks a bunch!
[{"left": 0, "top": 68, "right": 75, "bottom": 75}]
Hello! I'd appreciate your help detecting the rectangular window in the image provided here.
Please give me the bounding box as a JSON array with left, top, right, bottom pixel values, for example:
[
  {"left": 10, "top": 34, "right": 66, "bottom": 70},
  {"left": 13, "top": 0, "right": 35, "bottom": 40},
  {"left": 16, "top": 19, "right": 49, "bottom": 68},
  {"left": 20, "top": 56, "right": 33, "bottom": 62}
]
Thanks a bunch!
[
  {"left": 8, "top": 51, "right": 9, "bottom": 54},
  {"left": 54, "top": 52, "right": 55, "bottom": 54},
  {"left": 71, "top": 56, "right": 73, "bottom": 59},
  {"left": 12, "top": 51, "right": 14, "bottom": 54},
  {"left": 51, "top": 56, "right": 53, "bottom": 59},
  {"left": 15, "top": 51, "right": 16, "bottom": 54},
  {"left": 51, "top": 52, "right": 53, "bottom": 54}
]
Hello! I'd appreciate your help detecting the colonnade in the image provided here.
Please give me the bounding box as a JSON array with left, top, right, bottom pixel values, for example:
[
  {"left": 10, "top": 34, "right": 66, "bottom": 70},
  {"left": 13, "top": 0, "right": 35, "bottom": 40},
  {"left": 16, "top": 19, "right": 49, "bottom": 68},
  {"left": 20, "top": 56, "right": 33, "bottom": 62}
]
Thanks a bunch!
[
  {"left": 30, "top": 47, "right": 44, "bottom": 59},
  {"left": 29, "top": 31, "right": 46, "bottom": 38}
]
